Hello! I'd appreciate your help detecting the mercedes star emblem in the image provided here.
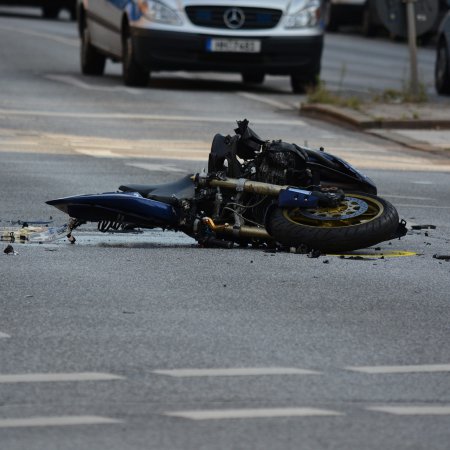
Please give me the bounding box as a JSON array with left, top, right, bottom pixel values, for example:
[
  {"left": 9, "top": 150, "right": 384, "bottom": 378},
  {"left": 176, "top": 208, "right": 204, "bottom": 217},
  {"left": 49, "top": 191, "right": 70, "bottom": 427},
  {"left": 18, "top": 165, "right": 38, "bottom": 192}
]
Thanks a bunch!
[{"left": 223, "top": 8, "right": 245, "bottom": 29}]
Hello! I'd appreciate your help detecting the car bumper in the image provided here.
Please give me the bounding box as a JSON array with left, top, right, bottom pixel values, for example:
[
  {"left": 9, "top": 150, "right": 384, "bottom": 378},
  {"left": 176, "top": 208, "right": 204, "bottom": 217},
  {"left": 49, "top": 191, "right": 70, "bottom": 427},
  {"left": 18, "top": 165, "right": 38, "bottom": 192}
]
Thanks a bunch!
[{"left": 130, "top": 28, "right": 323, "bottom": 75}]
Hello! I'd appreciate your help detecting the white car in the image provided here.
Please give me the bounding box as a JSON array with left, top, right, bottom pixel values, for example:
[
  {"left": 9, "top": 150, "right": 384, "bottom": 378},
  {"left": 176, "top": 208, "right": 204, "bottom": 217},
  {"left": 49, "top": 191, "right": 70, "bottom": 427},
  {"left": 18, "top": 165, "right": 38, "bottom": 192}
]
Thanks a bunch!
[{"left": 77, "top": 0, "right": 324, "bottom": 92}]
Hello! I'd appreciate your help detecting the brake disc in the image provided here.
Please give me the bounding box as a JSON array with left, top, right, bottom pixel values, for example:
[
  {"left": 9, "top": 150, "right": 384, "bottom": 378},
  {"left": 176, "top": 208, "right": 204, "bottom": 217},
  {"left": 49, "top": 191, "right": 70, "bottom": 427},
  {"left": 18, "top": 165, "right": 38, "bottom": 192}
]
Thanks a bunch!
[{"left": 298, "top": 196, "right": 369, "bottom": 221}]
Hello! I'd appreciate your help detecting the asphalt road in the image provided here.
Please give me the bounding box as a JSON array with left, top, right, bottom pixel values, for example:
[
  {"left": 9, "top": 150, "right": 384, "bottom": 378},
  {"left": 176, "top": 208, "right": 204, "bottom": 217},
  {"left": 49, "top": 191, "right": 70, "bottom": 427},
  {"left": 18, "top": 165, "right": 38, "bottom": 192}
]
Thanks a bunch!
[{"left": 1, "top": 8, "right": 450, "bottom": 450}]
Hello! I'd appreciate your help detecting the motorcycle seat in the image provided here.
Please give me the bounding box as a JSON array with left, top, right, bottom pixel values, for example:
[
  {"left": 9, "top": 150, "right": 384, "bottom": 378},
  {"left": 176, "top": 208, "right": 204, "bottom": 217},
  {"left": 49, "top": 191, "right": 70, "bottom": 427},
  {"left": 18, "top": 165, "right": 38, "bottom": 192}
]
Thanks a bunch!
[{"left": 119, "top": 174, "right": 195, "bottom": 206}]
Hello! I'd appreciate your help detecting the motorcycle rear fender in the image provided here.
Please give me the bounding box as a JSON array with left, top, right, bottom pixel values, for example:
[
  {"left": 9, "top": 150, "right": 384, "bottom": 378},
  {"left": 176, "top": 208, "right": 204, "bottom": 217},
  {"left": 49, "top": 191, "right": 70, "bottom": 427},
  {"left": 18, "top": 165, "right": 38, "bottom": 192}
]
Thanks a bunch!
[{"left": 46, "top": 192, "right": 179, "bottom": 227}]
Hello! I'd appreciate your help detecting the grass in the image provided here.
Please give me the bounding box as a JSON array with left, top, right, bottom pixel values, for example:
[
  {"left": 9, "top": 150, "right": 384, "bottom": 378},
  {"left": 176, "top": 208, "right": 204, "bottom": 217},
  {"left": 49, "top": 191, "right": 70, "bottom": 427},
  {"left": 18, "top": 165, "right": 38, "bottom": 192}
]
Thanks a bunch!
[
  {"left": 306, "top": 81, "right": 428, "bottom": 111},
  {"left": 306, "top": 81, "right": 362, "bottom": 110},
  {"left": 373, "top": 84, "right": 428, "bottom": 104}
]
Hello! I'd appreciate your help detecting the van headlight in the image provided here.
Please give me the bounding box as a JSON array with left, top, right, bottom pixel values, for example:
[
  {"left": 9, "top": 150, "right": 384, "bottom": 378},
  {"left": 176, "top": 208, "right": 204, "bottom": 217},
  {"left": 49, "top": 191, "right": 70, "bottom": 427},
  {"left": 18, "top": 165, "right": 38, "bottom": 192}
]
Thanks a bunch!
[
  {"left": 284, "top": 0, "right": 321, "bottom": 29},
  {"left": 137, "top": 0, "right": 182, "bottom": 25}
]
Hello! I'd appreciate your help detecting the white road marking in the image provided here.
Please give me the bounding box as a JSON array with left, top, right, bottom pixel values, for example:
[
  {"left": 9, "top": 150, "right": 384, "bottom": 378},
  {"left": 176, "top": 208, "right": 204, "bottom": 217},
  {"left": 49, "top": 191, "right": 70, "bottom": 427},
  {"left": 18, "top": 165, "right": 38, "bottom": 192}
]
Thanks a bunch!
[
  {"left": 74, "top": 149, "right": 124, "bottom": 158},
  {"left": 0, "top": 416, "right": 122, "bottom": 428},
  {"left": 412, "top": 181, "right": 434, "bottom": 185},
  {"left": 237, "top": 92, "right": 296, "bottom": 111},
  {"left": 395, "top": 204, "right": 450, "bottom": 209},
  {"left": 153, "top": 367, "right": 320, "bottom": 377},
  {"left": 0, "top": 25, "right": 78, "bottom": 47},
  {"left": 0, "top": 372, "right": 124, "bottom": 383},
  {"left": 46, "top": 74, "right": 139, "bottom": 95},
  {"left": 367, "top": 406, "right": 450, "bottom": 416},
  {"left": 346, "top": 364, "right": 450, "bottom": 374},
  {"left": 0, "top": 332, "right": 10, "bottom": 339},
  {"left": 381, "top": 194, "right": 432, "bottom": 201},
  {"left": 126, "top": 162, "right": 186, "bottom": 173},
  {"left": 0, "top": 108, "right": 306, "bottom": 126},
  {"left": 164, "top": 408, "right": 343, "bottom": 420}
]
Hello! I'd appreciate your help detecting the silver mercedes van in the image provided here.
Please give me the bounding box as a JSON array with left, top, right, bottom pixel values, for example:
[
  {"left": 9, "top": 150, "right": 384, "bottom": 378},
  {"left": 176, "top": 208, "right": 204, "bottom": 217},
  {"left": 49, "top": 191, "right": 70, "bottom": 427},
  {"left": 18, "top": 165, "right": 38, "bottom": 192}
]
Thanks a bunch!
[{"left": 77, "top": 0, "right": 324, "bottom": 92}]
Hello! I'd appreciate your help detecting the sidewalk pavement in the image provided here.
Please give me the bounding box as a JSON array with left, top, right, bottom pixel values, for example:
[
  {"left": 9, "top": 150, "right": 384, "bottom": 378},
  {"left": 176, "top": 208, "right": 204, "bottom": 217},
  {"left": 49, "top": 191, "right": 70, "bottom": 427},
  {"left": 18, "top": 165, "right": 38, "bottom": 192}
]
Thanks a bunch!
[{"left": 301, "top": 101, "right": 450, "bottom": 155}]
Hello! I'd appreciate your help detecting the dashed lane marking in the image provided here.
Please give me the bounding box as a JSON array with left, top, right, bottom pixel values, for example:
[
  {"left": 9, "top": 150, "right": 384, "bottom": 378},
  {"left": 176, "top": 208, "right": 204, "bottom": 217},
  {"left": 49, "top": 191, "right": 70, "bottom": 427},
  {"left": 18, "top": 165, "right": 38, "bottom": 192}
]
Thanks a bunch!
[
  {"left": 346, "top": 364, "right": 450, "bottom": 374},
  {"left": 0, "top": 416, "right": 122, "bottom": 428},
  {"left": 0, "top": 372, "right": 124, "bottom": 383},
  {"left": 153, "top": 368, "right": 320, "bottom": 377},
  {"left": 367, "top": 406, "right": 450, "bottom": 416},
  {"left": 0, "top": 332, "right": 10, "bottom": 339},
  {"left": 164, "top": 408, "right": 343, "bottom": 420}
]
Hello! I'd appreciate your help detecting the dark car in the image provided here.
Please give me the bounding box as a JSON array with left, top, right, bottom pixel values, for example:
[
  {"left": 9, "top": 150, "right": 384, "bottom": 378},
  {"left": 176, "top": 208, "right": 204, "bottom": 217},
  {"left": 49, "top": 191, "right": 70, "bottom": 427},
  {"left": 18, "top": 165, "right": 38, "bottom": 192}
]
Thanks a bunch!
[
  {"left": 0, "top": 0, "right": 76, "bottom": 19},
  {"left": 435, "top": 11, "right": 450, "bottom": 94}
]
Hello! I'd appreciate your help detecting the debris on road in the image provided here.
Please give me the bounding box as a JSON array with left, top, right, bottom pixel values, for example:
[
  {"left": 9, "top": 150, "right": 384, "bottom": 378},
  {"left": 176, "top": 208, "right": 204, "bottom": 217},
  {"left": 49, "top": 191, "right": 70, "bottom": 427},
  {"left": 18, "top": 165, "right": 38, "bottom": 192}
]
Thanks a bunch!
[
  {"left": 411, "top": 225, "right": 437, "bottom": 230},
  {"left": 1, "top": 223, "right": 69, "bottom": 244},
  {"left": 4, "top": 244, "right": 17, "bottom": 255},
  {"left": 433, "top": 254, "right": 450, "bottom": 261},
  {"left": 307, "top": 249, "right": 322, "bottom": 258}
]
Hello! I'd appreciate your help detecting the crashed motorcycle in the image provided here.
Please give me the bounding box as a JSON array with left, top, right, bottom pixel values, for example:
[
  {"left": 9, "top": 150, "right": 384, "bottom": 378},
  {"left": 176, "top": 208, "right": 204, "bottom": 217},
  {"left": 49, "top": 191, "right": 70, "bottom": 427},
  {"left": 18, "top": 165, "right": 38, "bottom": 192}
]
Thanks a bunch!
[{"left": 47, "top": 120, "right": 406, "bottom": 252}]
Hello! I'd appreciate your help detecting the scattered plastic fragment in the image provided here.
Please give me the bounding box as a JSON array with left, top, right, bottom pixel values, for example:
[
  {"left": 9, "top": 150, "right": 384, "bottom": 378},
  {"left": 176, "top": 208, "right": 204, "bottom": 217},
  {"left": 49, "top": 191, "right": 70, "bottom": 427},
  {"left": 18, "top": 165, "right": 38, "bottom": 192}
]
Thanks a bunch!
[
  {"left": 307, "top": 249, "right": 322, "bottom": 258},
  {"left": 1, "top": 224, "right": 69, "bottom": 243},
  {"left": 339, "top": 255, "right": 367, "bottom": 260},
  {"left": 332, "top": 251, "right": 415, "bottom": 259},
  {"left": 411, "top": 225, "right": 437, "bottom": 230},
  {"left": 433, "top": 254, "right": 450, "bottom": 261},
  {"left": 4, "top": 244, "right": 16, "bottom": 255}
]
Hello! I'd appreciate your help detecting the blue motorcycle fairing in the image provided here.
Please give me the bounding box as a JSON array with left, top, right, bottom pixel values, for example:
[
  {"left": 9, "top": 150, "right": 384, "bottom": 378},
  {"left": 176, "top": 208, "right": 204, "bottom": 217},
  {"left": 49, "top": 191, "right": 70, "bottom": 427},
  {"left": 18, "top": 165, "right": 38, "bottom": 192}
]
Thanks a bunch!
[
  {"left": 46, "top": 191, "right": 179, "bottom": 227},
  {"left": 278, "top": 188, "right": 319, "bottom": 208}
]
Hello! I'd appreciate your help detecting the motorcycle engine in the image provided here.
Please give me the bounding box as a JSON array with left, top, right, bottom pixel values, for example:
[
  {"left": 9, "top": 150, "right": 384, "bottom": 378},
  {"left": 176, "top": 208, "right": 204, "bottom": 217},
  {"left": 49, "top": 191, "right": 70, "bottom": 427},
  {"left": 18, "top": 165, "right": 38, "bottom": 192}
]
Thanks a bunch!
[{"left": 256, "top": 140, "right": 312, "bottom": 187}]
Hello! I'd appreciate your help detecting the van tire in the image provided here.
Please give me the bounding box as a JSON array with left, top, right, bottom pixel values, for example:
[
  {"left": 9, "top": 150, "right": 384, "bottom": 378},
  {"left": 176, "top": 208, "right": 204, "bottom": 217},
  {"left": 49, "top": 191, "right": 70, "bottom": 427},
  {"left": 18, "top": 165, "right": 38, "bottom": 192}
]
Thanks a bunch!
[
  {"left": 122, "top": 33, "right": 149, "bottom": 87},
  {"left": 81, "top": 25, "right": 106, "bottom": 76}
]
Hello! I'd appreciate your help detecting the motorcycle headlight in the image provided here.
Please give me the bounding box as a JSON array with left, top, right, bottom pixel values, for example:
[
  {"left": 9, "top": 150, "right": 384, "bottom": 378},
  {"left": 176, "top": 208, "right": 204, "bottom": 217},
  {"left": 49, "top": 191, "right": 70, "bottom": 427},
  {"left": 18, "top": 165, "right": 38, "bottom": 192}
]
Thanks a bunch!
[
  {"left": 137, "top": 0, "right": 182, "bottom": 25},
  {"left": 284, "top": 0, "right": 321, "bottom": 29}
]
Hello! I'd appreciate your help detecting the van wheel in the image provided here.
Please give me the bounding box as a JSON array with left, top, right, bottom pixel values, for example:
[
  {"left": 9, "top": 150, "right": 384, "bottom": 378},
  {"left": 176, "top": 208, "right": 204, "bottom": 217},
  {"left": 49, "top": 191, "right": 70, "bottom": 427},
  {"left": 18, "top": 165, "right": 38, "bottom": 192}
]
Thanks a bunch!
[
  {"left": 361, "top": 4, "right": 377, "bottom": 37},
  {"left": 435, "top": 40, "right": 450, "bottom": 95},
  {"left": 42, "top": 6, "right": 59, "bottom": 19},
  {"left": 290, "top": 72, "right": 319, "bottom": 94},
  {"left": 323, "top": 2, "right": 339, "bottom": 32},
  {"left": 242, "top": 72, "right": 265, "bottom": 85},
  {"left": 122, "top": 33, "right": 149, "bottom": 87},
  {"left": 81, "top": 25, "right": 106, "bottom": 75}
]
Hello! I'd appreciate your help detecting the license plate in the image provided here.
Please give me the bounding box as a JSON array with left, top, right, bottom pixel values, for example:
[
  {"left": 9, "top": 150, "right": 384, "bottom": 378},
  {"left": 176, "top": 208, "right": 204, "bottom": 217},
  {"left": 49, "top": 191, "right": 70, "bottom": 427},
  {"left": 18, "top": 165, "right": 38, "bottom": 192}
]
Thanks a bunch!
[{"left": 206, "top": 38, "right": 261, "bottom": 53}]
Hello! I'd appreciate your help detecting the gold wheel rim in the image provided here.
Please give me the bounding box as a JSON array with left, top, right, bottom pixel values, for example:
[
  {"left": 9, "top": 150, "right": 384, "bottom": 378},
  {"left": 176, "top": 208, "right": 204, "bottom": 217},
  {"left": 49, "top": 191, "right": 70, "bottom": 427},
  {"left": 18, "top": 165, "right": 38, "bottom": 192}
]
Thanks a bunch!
[{"left": 283, "top": 194, "right": 384, "bottom": 229}]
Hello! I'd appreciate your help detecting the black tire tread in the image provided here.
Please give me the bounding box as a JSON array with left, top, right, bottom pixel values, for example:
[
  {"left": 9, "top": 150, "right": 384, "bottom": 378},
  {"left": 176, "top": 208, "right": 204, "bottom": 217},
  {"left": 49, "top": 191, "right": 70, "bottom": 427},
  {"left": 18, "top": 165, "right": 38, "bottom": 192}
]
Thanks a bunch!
[
  {"left": 435, "top": 39, "right": 450, "bottom": 95},
  {"left": 81, "top": 27, "right": 106, "bottom": 76},
  {"left": 268, "top": 193, "right": 400, "bottom": 252}
]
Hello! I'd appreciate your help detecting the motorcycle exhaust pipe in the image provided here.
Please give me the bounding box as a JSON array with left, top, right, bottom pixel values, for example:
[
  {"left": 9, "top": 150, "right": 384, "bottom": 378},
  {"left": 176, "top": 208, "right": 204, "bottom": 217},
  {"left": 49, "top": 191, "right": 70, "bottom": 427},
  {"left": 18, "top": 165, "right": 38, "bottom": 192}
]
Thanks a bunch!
[
  {"left": 202, "top": 217, "right": 272, "bottom": 240},
  {"left": 208, "top": 178, "right": 287, "bottom": 197}
]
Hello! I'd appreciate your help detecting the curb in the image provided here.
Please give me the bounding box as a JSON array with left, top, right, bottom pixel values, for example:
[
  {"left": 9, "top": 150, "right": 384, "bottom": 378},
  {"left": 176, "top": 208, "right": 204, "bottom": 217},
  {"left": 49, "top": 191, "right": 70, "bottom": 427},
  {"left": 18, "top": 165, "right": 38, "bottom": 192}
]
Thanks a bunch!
[
  {"left": 300, "top": 103, "right": 450, "bottom": 154},
  {"left": 300, "top": 103, "right": 450, "bottom": 130}
]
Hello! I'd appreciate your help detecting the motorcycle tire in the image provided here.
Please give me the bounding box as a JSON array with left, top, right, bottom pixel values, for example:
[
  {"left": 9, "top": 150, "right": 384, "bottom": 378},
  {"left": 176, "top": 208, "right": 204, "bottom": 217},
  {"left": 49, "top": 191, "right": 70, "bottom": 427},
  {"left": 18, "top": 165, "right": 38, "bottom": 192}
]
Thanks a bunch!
[{"left": 267, "top": 192, "right": 399, "bottom": 252}]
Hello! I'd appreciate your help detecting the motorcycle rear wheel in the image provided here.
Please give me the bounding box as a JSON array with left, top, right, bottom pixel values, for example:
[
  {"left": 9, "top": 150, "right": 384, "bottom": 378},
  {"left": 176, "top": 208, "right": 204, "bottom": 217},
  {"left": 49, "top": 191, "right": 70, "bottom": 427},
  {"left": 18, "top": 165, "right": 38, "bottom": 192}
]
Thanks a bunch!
[{"left": 267, "top": 193, "right": 399, "bottom": 252}]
